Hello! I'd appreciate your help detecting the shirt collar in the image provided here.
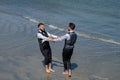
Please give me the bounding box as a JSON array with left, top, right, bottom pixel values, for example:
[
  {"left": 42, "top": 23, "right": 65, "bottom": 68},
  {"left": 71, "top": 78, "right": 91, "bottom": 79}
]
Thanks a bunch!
[
  {"left": 39, "top": 29, "right": 46, "bottom": 33},
  {"left": 39, "top": 29, "right": 42, "bottom": 32}
]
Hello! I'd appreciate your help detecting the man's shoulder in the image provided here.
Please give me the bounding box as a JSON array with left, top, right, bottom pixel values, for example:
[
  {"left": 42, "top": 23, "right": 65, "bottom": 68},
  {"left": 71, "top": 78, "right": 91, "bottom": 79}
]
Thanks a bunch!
[
  {"left": 65, "top": 33, "right": 70, "bottom": 36},
  {"left": 71, "top": 31, "right": 77, "bottom": 35},
  {"left": 64, "top": 33, "right": 70, "bottom": 39}
]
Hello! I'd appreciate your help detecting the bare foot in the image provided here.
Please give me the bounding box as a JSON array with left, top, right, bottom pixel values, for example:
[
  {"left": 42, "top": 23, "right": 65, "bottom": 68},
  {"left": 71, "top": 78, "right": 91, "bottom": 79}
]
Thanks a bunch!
[
  {"left": 62, "top": 71, "right": 68, "bottom": 75},
  {"left": 68, "top": 74, "right": 71, "bottom": 77},
  {"left": 68, "top": 70, "right": 71, "bottom": 77},
  {"left": 49, "top": 69, "right": 55, "bottom": 72},
  {"left": 46, "top": 69, "right": 50, "bottom": 73}
]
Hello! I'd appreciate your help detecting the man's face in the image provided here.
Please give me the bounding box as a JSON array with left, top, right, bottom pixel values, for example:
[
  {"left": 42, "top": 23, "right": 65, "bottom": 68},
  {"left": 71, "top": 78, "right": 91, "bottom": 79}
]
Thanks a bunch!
[
  {"left": 39, "top": 25, "right": 45, "bottom": 31},
  {"left": 68, "top": 26, "right": 71, "bottom": 31}
]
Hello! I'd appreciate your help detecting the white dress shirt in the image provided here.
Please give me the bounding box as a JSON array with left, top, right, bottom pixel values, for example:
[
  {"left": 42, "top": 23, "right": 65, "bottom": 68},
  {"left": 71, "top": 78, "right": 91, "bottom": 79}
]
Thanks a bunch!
[{"left": 37, "top": 30, "right": 57, "bottom": 43}]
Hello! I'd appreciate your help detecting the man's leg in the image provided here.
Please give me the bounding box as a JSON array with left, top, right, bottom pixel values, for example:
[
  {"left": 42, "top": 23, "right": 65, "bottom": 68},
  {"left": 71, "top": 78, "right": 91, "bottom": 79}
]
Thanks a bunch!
[
  {"left": 43, "top": 49, "right": 51, "bottom": 73},
  {"left": 67, "top": 49, "right": 73, "bottom": 77},
  {"left": 62, "top": 49, "right": 69, "bottom": 74},
  {"left": 47, "top": 48, "right": 55, "bottom": 72}
]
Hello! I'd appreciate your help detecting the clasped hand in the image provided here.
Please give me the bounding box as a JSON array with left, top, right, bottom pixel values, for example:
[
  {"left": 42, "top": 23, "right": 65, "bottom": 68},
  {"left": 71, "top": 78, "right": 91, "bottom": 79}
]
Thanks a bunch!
[{"left": 49, "top": 36, "right": 61, "bottom": 42}]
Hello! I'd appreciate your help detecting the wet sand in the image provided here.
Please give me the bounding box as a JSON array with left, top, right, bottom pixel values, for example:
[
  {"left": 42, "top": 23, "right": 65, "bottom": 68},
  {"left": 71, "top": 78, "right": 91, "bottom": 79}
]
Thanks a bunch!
[
  {"left": 0, "top": 11, "right": 120, "bottom": 80},
  {"left": 0, "top": 12, "right": 83, "bottom": 80},
  {"left": 0, "top": 55, "right": 88, "bottom": 80}
]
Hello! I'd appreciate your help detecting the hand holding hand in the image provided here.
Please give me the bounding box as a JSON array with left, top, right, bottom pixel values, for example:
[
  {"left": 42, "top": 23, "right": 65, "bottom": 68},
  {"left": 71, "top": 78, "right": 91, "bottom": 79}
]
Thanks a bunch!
[
  {"left": 57, "top": 36, "right": 61, "bottom": 38},
  {"left": 50, "top": 38, "right": 55, "bottom": 42},
  {"left": 49, "top": 36, "right": 55, "bottom": 39}
]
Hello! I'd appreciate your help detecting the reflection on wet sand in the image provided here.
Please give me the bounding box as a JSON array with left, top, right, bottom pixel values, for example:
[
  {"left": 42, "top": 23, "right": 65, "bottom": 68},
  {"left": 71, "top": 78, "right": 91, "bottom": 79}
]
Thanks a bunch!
[
  {"left": 45, "top": 73, "right": 51, "bottom": 80},
  {"left": 45, "top": 73, "right": 72, "bottom": 80},
  {"left": 64, "top": 75, "right": 71, "bottom": 80}
]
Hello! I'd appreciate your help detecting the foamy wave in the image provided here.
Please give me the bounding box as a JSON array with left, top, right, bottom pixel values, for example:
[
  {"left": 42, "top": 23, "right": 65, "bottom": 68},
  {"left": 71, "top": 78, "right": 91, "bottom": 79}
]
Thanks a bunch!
[
  {"left": 24, "top": 16, "right": 39, "bottom": 23},
  {"left": 23, "top": 16, "right": 120, "bottom": 45},
  {"left": 48, "top": 25, "right": 65, "bottom": 32},
  {"left": 76, "top": 31, "right": 120, "bottom": 45},
  {"left": 48, "top": 25, "right": 58, "bottom": 29},
  {"left": 91, "top": 75, "right": 109, "bottom": 80}
]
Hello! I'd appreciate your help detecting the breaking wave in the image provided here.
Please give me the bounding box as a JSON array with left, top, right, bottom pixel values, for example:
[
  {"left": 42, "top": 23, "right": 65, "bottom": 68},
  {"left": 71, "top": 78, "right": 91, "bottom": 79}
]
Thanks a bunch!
[{"left": 24, "top": 16, "right": 120, "bottom": 45}]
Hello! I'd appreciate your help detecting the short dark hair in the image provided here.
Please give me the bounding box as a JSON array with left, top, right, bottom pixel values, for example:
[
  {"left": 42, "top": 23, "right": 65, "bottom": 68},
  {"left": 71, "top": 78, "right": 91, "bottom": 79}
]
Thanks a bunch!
[
  {"left": 69, "top": 22, "right": 75, "bottom": 30},
  {"left": 38, "top": 23, "right": 44, "bottom": 28}
]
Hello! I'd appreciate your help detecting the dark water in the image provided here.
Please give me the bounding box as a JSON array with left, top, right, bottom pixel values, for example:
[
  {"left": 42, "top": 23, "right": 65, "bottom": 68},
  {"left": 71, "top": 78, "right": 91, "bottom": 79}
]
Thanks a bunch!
[{"left": 0, "top": 0, "right": 120, "bottom": 80}]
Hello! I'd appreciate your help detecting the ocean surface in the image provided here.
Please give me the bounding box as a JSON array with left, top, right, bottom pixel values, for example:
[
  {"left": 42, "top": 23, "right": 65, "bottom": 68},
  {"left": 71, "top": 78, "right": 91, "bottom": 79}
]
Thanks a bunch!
[{"left": 0, "top": 0, "right": 120, "bottom": 80}]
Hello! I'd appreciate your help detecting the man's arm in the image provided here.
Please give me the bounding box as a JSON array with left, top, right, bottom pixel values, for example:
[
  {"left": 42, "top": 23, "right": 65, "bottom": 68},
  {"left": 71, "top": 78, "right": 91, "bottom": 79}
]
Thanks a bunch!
[
  {"left": 47, "top": 32, "right": 58, "bottom": 39},
  {"left": 53, "top": 34, "right": 70, "bottom": 42}
]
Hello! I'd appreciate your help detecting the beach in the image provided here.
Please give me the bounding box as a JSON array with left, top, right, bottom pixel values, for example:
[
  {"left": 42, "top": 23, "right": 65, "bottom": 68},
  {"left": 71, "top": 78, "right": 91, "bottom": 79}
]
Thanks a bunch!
[{"left": 0, "top": 0, "right": 120, "bottom": 80}]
